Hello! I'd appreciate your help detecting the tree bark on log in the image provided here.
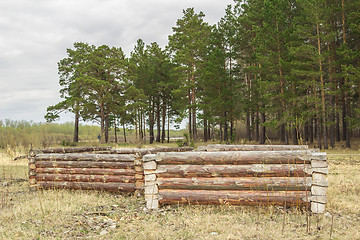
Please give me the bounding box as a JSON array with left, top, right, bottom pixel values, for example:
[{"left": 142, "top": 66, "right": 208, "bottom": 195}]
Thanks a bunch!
[
  {"left": 156, "top": 164, "right": 311, "bottom": 178},
  {"left": 109, "top": 147, "right": 194, "bottom": 155},
  {"left": 30, "top": 147, "right": 112, "bottom": 155},
  {"left": 35, "top": 161, "right": 134, "bottom": 169},
  {"left": 156, "top": 177, "right": 311, "bottom": 191},
  {"left": 35, "top": 182, "right": 135, "bottom": 192},
  {"left": 34, "top": 174, "right": 135, "bottom": 183},
  {"left": 34, "top": 153, "right": 136, "bottom": 162},
  {"left": 35, "top": 168, "right": 135, "bottom": 176},
  {"left": 155, "top": 151, "right": 316, "bottom": 165},
  {"left": 158, "top": 189, "right": 310, "bottom": 206},
  {"left": 198, "top": 145, "right": 309, "bottom": 151}
]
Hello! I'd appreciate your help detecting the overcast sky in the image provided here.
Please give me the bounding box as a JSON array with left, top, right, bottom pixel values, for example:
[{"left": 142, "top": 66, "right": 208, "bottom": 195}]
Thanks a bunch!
[{"left": 0, "top": 0, "right": 234, "bottom": 124}]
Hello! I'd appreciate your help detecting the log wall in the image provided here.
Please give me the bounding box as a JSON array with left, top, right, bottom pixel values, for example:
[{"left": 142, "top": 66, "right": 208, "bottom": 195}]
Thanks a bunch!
[
  {"left": 144, "top": 149, "right": 328, "bottom": 214},
  {"left": 28, "top": 147, "right": 193, "bottom": 194},
  {"left": 29, "top": 153, "right": 139, "bottom": 193}
]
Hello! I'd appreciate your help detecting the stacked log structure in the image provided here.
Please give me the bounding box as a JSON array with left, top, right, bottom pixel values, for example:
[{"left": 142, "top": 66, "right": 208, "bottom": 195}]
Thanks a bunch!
[
  {"left": 29, "top": 153, "right": 138, "bottom": 193},
  {"left": 144, "top": 149, "right": 328, "bottom": 213},
  {"left": 28, "top": 147, "right": 193, "bottom": 194}
]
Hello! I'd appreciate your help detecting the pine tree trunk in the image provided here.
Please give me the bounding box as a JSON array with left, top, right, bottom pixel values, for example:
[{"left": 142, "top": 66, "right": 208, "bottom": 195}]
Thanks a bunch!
[
  {"left": 304, "top": 121, "right": 309, "bottom": 143},
  {"left": 73, "top": 110, "right": 79, "bottom": 143},
  {"left": 309, "top": 118, "right": 314, "bottom": 144},
  {"left": 251, "top": 111, "right": 255, "bottom": 142},
  {"left": 140, "top": 109, "right": 143, "bottom": 141},
  {"left": 105, "top": 113, "right": 109, "bottom": 143},
  {"left": 192, "top": 87, "right": 197, "bottom": 142},
  {"left": 100, "top": 103, "right": 105, "bottom": 143},
  {"left": 259, "top": 111, "right": 266, "bottom": 144},
  {"left": 292, "top": 125, "right": 298, "bottom": 145},
  {"left": 224, "top": 112, "right": 228, "bottom": 142},
  {"left": 317, "top": 115, "right": 322, "bottom": 149},
  {"left": 122, "top": 122, "right": 127, "bottom": 143},
  {"left": 188, "top": 90, "right": 192, "bottom": 141},
  {"left": 342, "top": 96, "right": 347, "bottom": 141},
  {"left": 219, "top": 122, "right": 223, "bottom": 143},
  {"left": 156, "top": 99, "right": 161, "bottom": 143},
  {"left": 204, "top": 117, "right": 208, "bottom": 142},
  {"left": 161, "top": 100, "right": 166, "bottom": 143},
  {"left": 135, "top": 111, "right": 138, "bottom": 142},
  {"left": 149, "top": 101, "right": 155, "bottom": 144},
  {"left": 114, "top": 119, "right": 117, "bottom": 144},
  {"left": 342, "top": 0, "right": 351, "bottom": 148},
  {"left": 207, "top": 122, "right": 211, "bottom": 141},
  {"left": 280, "top": 123, "right": 285, "bottom": 142},
  {"left": 246, "top": 111, "right": 251, "bottom": 141},
  {"left": 230, "top": 118, "right": 234, "bottom": 142},
  {"left": 255, "top": 110, "right": 259, "bottom": 142},
  {"left": 316, "top": 22, "right": 328, "bottom": 149},
  {"left": 143, "top": 111, "right": 146, "bottom": 143},
  {"left": 167, "top": 106, "right": 170, "bottom": 143}
]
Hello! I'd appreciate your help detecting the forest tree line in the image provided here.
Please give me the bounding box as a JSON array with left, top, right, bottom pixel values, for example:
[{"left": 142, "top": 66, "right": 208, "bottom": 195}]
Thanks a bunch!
[{"left": 46, "top": 0, "right": 360, "bottom": 149}]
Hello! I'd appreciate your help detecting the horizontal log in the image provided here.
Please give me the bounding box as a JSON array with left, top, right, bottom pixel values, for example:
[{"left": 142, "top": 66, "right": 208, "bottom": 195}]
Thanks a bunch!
[
  {"left": 198, "top": 145, "right": 310, "bottom": 151},
  {"left": 30, "top": 146, "right": 112, "bottom": 156},
  {"left": 35, "top": 174, "right": 135, "bottom": 183},
  {"left": 35, "top": 182, "right": 135, "bottom": 192},
  {"left": 156, "top": 177, "right": 311, "bottom": 191},
  {"left": 34, "top": 153, "right": 136, "bottom": 162},
  {"left": 156, "top": 164, "right": 311, "bottom": 178},
  {"left": 36, "top": 167, "right": 135, "bottom": 176},
  {"left": 110, "top": 147, "right": 194, "bottom": 155},
  {"left": 159, "top": 189, "right": 310, "bottom": 206},
  {"left": 155, "top": 151, "right": 313, "bottom": 165},
  {"left": 35, "top": 161, "right": 134, "bottom": 169}
]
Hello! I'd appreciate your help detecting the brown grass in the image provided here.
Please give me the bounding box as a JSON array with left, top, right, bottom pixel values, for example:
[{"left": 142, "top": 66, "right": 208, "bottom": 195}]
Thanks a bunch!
[{"left": 0, "top": 148, "right": 359, "bottom": 239}]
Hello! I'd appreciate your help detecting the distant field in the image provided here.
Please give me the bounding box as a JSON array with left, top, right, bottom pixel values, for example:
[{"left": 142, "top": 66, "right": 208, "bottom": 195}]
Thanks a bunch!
[
  {"left": 0, "top": 145, "right": 359, "bottom": 239},
  {"left": 0, "top": 120, "right": 187, "bottom": 151}
]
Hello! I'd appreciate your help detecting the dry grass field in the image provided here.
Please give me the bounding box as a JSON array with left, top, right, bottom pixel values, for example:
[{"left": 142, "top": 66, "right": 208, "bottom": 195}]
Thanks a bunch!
[{"left": 0, "top": 147, "right": 359, "bottom": 240}]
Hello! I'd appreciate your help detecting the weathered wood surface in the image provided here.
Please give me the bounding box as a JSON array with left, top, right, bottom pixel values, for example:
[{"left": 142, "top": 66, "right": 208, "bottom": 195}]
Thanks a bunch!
[
  {"left": 155, "top": 151, "right": 321, "bottom": 165},
  {"left": 35, "top": 182, "right": 135, "bottom": 192},
  {"left": 35, "top": 167, "right": 135, "bottom": 176},
  {"left": 110, "top": 147, "right": 194, "bottom": 155},
  {"left": 33, "top": 174, "right": 135, "bottom": 183},
  {"left": 198, "top": 144, "right": 310, "bottom": 151},
  {"left": 34, "top": 153, "right": 136, "bottom": 162},
  {"left": 35, "top": 161, "right": 134, "bottom": 169},
  {"left": 156, "top": 177, "right": 311, "bottom": 191},
  {"left": 159, "top": 189, "right": 310, "bottom": 206},
  {"left": 155, "top": 164, "right": 311, "bottom": 178},
  {"left": 29, "top": 146, "right": 112, "bottom": 156}
]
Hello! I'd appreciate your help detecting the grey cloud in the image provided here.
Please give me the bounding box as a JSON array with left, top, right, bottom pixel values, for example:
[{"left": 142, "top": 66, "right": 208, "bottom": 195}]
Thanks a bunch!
[{"left": 0, "top": 0, "right": 233, "bottom": 123}]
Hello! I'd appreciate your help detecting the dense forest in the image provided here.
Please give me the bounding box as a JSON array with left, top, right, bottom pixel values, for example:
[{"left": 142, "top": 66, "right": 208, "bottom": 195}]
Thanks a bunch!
[{"left": 46, "top": 0, "right": 359, "bottom": 149}]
